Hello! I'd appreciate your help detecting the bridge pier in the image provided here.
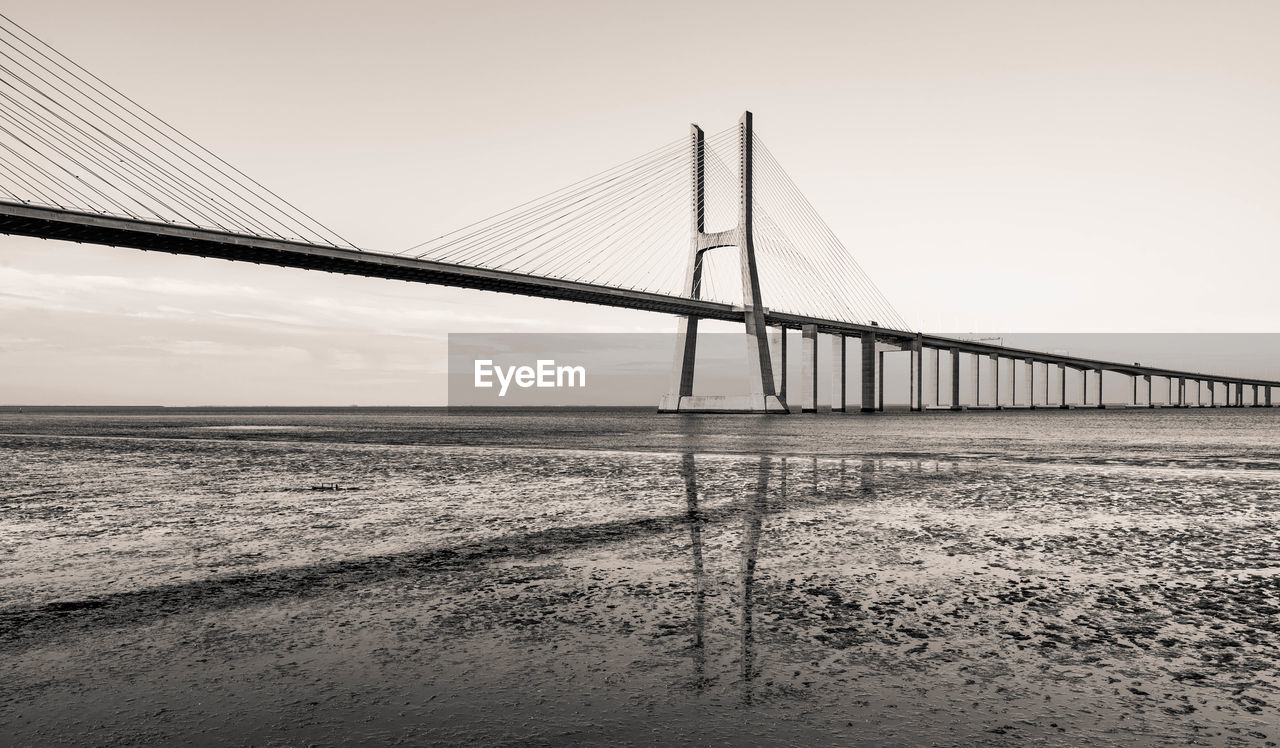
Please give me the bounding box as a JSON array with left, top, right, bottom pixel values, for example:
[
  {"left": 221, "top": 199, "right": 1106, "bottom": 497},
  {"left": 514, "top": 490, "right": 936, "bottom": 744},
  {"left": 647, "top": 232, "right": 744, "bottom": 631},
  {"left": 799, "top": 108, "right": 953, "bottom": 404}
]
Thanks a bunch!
[
  {"left": 934, "top": 347, "right": 942, "bottom": 407},
  {"left": 967, "top": 353, "right": 977, "bottom": 407},
  {"left": 1146, "top": 375, "right": 1153, "bottom": 408},
  {"left": 800, "top": 324, "right": 818, "bottom": 413},
  {"left": 1059, "top": 363, "right": 1069, "bottom": 408},
  {"left": 878, "top": 350, "right": 886, "bottom": 411},
  {"left": 1096, "top": 369, "right": 1106, "bottom": 408},
  {"left": 777, "top": 328, "right": 788, "bottom": 403},
  {"left": 1008, "top": 357, "right": 1017, "bottom": 408},
  {"left": 831, "top": 334, "right": 845, "bottom": 412},
  {"left": 861, "top": 331, "right": 877, "bottom": 413},
  {"left": 911, "top": 337, "right": 923, "bottom": 412},
  {"left": 950, "top": 347, "right": 962, "bottom": 411},
  {"left": 989, "top": 354, "right": 1000, "bottom": 408},
  {"left": 1268, "top": 386, "right": 1273, "bottom": 407},
  {"left": 1041, "top": 362, "right": 1049, "bottom": 407}
]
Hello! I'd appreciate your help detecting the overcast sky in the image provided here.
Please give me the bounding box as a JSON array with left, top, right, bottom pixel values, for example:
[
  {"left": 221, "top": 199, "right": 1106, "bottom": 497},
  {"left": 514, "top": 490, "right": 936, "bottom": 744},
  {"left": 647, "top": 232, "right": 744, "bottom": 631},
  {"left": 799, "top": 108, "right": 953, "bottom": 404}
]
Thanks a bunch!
[{"left": 2, "top": 0, "right": 1279, "bottom": 405}]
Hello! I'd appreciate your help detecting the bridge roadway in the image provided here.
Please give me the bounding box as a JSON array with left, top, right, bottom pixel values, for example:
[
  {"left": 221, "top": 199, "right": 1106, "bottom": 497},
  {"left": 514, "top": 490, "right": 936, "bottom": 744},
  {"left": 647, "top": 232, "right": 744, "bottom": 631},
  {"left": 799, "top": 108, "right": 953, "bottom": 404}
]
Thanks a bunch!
[{"left": 4, "top": 200, "right": 1279, "bottom": 397}]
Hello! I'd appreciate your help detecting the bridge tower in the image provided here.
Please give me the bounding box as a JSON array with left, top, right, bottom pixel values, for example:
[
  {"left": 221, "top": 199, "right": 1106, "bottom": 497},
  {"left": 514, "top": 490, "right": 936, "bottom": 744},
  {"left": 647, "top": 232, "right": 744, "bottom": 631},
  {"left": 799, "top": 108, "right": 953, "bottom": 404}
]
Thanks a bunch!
[{"left": 659, "top": 112, "right": 788, "bottom": 413}]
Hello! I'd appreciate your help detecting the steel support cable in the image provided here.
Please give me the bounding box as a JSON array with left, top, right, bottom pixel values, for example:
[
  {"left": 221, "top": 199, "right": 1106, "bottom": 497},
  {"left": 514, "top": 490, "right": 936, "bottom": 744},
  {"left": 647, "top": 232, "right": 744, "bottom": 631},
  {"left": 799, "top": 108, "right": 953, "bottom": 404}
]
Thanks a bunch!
[
  {"left": 754, "top": 222, "right": 838, "bottom": 319},
  {"left": 0, "top": 119, "right": 116, "bottom": 210},
  {"left": 587, "top": 126, "right": 735, "bottom": 290},
  {"left": 504, "top": 176, "right": 680, "bottom": 283},
  {"left": 600, "top": 179, "right": 690, "bottom": 290},
  {"left": 0, "top": 147, "right": 67, "bottom": 205},
  {"left": 0, "top": 31, "right": 302, "bottom": 240},
  {"left": 440, "top": 127, "right": 736, "bottom": 270},
  {"left": 598, "top": 180, "right": 689, "bottom": 294},
  {"left": 436, "top": 153, "right": 687, "bottom": 278},
  {"left": 751, "top": 145, "right": 883, "bottom": 322},
  {"left": 533, "top": 156, "right": 691, "bottom": 281},
  {"left": 0, "top": 55, "right": 294, "bottom": 240},
  {"left": 0, "top": 104, "right": 122, "bottom": 214},
  {"left": 0, "top": 53, "right": 275, "bottom": 236},
  {"left": 0, "top": 80, "right": 240, "bottom": 229},
  {"left": 756, "top": 201, "right": 864, "bottom": 321},
  {"left": 0, "top": 87, "right": 192, "bottom": 221},
  {"left": 432, "top": 146, "right": 691, "bottom": 274},
  {"left": 406, "top": 134, "right": 702, "bottom": 257},
  {"left": 408, "top": 135, "right": 694, "bottom": 259},
  {"left": 415, "top": 143, "right": 690, "bottom": 265},
  {"left": 579, "top": 181, "right": 689, "bottom": 290},
  {"left": 477, "top": 148, "right": 690, "bottom": 276},
  {"left": 0, "top": 14, "right": 352, "bottom": 247},
  {"left": 752, "top": 136, "right": 910, "bottom": 328},
  {"left": 530, "top": 176, "right": 684, "bottom": 285},
  {"left": 616, "top": 209, "right": 688, "bottom": 294},
  {"left": 752, "top": 139, "right": 880, "bottom": 320}
]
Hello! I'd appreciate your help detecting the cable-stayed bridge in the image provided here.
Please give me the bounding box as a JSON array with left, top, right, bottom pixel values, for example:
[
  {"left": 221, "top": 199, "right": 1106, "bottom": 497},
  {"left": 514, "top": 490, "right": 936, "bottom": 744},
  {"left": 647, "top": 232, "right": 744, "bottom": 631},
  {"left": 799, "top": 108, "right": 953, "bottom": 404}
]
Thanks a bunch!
[{"left": 0, "top": 14, "right": 1276, "bottom": 413}]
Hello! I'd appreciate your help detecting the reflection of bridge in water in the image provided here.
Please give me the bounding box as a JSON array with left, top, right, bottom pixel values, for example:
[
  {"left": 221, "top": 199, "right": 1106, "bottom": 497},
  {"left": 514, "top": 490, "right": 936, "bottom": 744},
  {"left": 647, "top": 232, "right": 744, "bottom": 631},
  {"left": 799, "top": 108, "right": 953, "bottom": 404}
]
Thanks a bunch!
[
  {"left": 681, "top": 453, "right": 890, "bottom": 702},
  {"left": 0, "top": 14, "right": 1276, "bottom": 412}
]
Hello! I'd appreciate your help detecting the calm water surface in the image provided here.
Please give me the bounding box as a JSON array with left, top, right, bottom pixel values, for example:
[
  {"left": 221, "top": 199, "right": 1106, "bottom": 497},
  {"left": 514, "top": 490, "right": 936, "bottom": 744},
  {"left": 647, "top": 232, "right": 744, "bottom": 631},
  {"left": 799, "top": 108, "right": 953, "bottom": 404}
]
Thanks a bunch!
[{"left": 0, "top": 408, "right": 1278, "bottom": 746}]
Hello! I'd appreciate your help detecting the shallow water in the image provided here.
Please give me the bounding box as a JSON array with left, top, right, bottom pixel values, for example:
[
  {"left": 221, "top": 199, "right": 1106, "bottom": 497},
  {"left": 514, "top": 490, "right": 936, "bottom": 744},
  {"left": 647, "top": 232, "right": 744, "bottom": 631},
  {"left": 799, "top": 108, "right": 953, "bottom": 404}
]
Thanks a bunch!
[{"left": 1, "top": 408, "right": 1278, "bottom": 745}]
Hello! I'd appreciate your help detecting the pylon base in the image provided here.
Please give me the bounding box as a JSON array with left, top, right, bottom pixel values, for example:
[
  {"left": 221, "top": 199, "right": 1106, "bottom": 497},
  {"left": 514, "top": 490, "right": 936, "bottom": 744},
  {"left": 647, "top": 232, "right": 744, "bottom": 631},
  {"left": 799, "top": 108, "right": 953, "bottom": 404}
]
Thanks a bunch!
[{"left": 658, "top": 394, "right": 789, "bottom": 414}]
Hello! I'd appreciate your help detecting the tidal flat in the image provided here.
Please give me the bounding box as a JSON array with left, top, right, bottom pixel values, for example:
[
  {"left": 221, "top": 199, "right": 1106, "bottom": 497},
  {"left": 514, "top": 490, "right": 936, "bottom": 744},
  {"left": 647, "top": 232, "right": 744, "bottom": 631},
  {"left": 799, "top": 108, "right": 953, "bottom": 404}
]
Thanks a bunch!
[{"left": 1, "top": 408, "right": 1278, "bottom": 745}]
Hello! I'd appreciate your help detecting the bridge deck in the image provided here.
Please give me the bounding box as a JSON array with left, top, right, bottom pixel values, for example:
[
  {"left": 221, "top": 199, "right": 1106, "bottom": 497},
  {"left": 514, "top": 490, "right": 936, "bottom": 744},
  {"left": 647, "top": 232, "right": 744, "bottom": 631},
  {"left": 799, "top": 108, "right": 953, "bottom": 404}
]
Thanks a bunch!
[{"left": 3, "top": 201, "right": 1278, "bottom": 390}]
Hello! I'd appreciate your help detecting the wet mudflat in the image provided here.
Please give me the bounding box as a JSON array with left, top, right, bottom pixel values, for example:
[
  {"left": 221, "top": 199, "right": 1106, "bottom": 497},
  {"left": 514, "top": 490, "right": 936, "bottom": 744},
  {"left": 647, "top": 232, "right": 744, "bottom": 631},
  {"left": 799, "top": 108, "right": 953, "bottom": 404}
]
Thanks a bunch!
[{"left": 0, "top": 408, "right": 1278, "bottom": 745}]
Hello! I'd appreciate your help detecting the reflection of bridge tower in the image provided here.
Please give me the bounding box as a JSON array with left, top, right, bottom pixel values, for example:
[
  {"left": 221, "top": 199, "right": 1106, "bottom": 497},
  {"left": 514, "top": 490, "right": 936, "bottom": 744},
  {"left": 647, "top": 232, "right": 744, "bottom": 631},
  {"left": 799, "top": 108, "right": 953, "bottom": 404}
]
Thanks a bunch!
[
  {"left": 681, "top": 453, "right": 771, "bottom": 700},
  {"left": 659, "top": 112, "right": 787, "bottom": 413}
]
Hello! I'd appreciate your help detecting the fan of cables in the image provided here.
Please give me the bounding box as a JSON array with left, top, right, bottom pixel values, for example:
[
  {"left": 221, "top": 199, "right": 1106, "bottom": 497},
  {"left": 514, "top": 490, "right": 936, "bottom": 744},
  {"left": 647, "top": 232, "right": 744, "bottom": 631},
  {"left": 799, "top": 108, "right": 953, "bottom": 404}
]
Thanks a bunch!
[{"left": 0, "top": 13, "right": 352, "bottom": 248}]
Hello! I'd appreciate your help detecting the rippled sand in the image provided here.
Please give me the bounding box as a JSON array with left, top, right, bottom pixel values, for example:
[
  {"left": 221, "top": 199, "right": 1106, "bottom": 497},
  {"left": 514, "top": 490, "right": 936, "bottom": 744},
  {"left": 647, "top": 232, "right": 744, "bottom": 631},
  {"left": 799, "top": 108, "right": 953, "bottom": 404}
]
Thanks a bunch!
[{"left": 1, "top": 408, "right": 1278, "bottom": 745}]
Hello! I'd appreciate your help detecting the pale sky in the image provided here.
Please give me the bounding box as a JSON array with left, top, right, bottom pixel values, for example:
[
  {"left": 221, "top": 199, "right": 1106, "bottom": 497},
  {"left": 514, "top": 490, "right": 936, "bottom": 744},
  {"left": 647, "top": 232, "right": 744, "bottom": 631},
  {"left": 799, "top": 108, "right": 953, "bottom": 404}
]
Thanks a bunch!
[{"left": 2, "top": 0, "right": 1279, "bottom": 405}]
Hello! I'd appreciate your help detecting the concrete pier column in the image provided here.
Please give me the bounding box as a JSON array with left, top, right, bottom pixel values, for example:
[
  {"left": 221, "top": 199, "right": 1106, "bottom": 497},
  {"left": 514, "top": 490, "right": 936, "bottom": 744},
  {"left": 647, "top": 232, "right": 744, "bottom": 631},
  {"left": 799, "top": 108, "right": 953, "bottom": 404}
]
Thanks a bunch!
[
  {"left": 877, "top": 351, "right": 886, "bottom": 411},
  {"left": 950, "top": 347, "right": 961, "bottom": 411},
  {"left": 1236, "top": 382, "right": 1244, "bottom": 407},
  {"left": 1252, "top": 384, "right": 1260, "bottom": 407},
  {"left": 1043, "top": 362, "right": 1049, "bottom": 407},
  {"left": 831, "top": 335, "right": 845, "bottom": 412},
  {"left": 1131, "top": 375, "right": 1138, "bottom": 407},
  {"left": 1009, "top": 358, "right": 1017, "bottom": 408},
  {"left": 769, "top": 329, "right": 788, "bottom": 404},
  {"left": 860, "top": 331, "right": 876, "bottom": 413},
  {"left": 926, "top": 347, "right": 939, "bottom": 408},
  {"left": 800, "top": 324, "right": 818, "bottom": 413},
  {"left": 1059, "top": 363, "right": 1069, "bottom": 408},
  {"left": 990, "top": 355, "right": 1000, "bottom": 408},
  {"left": 911, "top": 338, "right": 923, "bottom": 412},
  {"left": 1267, "top": 386, "right": 1273, "bottom": 407},
  {"left": 1210, "top": 382, "right": 1217, "bottom": 407},
  {"left": 1178, "top": 377, "right": 1185, "bottom": 407},
  {"left": 1096, "top": 369, "right": 1106, "bottom": 408},
  {"left": 1027, "top": 359, "right": 1036, "bottom": 408},
  {"left": 971, "top": 353, "right": 981, "bottom": 407},
  {"left": 1145, "top": 375, "right": 1153, "bottom": 409},
  {"left": 935, "top": 347, "right": 942, "bottom": 406}
]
